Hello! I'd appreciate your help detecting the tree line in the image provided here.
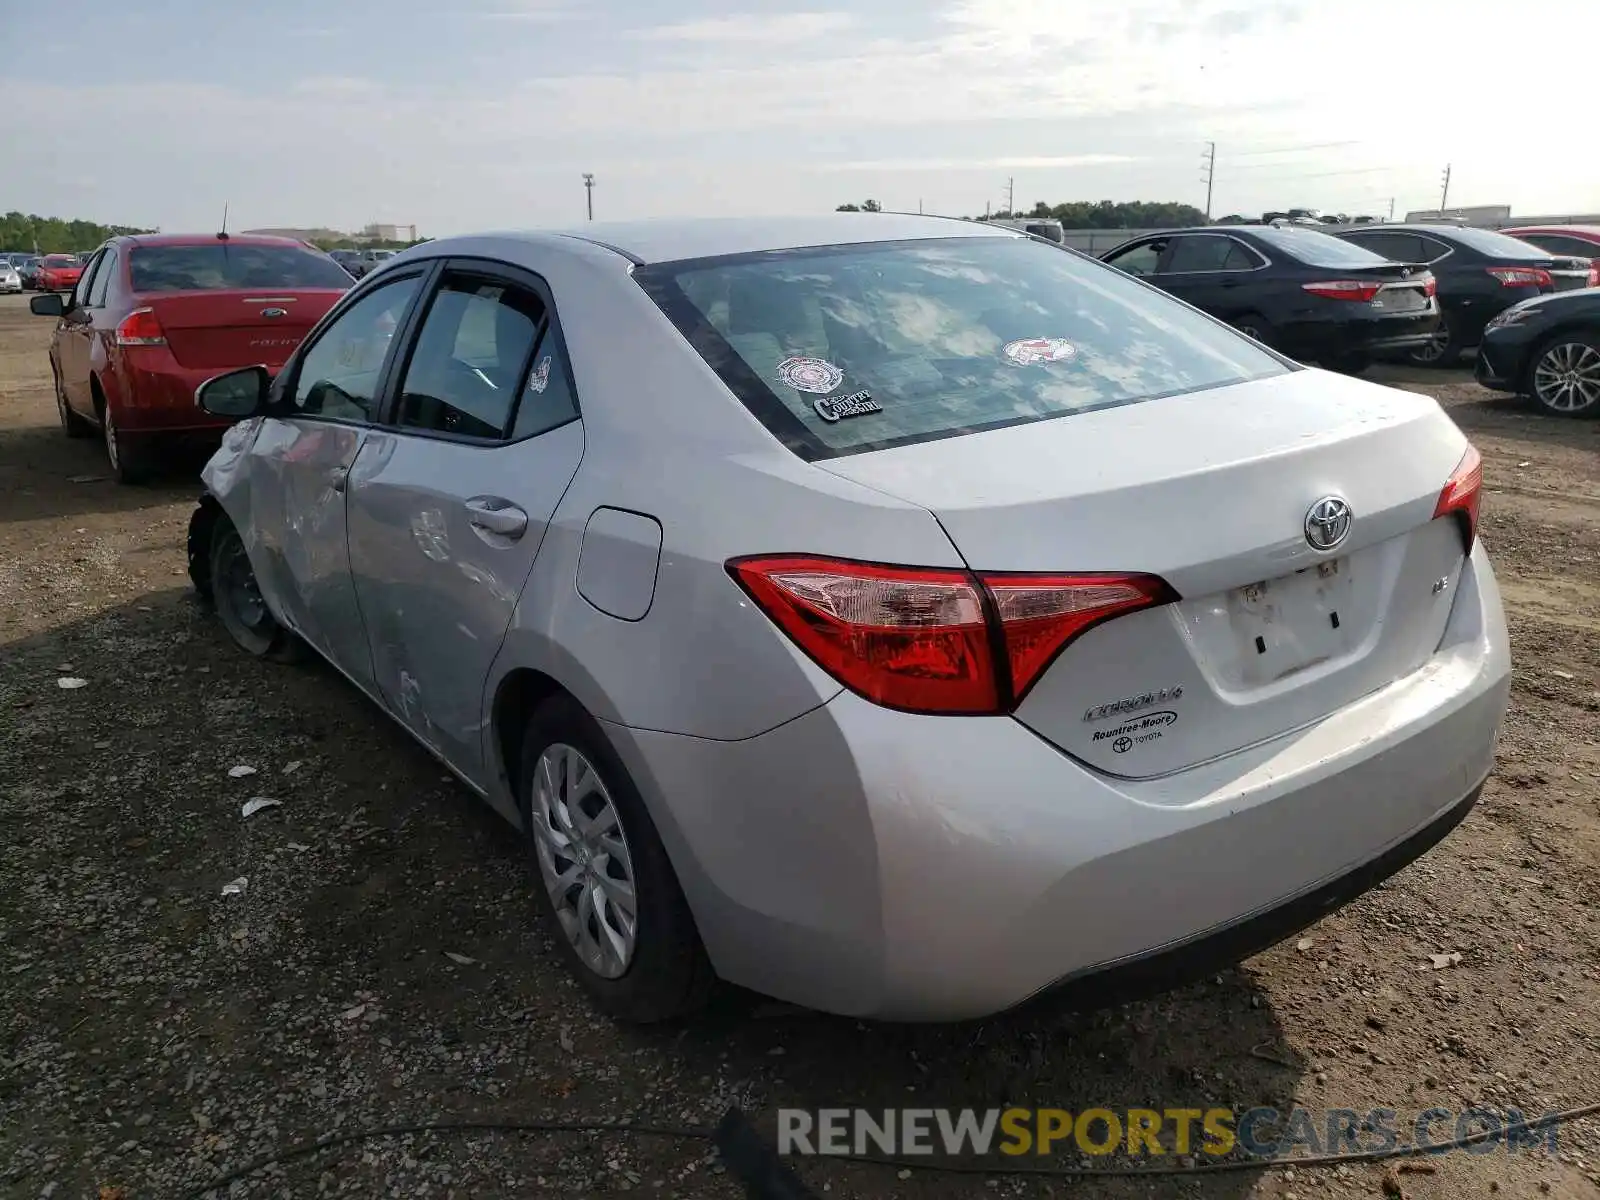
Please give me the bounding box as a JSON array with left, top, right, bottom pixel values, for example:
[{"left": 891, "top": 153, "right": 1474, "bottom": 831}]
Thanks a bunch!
[
  {"left": 835, "top": 199, "right": 1209, "bottom": 229},
  {"left": 0, "top": 211, "right": 153, "bottom": 253}
]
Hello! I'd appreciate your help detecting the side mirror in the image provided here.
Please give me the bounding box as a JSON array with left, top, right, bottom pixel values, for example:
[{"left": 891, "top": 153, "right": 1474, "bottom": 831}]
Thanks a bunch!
[
  {"left": 196, "top": 366, "right": 270, "bottom": 418},
  {"left": 29, "top": 292, "right": 64, "bottom": 317}
]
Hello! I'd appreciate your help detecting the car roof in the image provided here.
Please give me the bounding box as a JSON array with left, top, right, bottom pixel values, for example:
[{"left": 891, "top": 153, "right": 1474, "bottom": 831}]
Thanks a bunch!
[
  {"left": 110, "top": 232, "right": 317, "bottom": 250},
  {"left": 1500, "top": 224, "right": 1600, "bottom": 237},
  {"left": 531, "top": 213, "right": 1015, "bottom": 265}
]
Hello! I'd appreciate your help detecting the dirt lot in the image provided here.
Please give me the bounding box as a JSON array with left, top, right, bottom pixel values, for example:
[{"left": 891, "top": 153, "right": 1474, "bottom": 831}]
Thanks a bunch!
[{"left": 2, "top": 290, "right": 1598, "bottom": 1200}]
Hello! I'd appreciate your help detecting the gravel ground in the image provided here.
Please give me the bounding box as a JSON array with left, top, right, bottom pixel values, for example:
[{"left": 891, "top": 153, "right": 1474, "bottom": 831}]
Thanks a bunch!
[{"left": 2, "top": 291, "right": 1598, "bottom": 1200}]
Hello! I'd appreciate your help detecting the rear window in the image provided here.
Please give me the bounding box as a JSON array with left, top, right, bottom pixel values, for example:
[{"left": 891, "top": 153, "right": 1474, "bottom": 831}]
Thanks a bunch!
[
  {"left": 42, "top": 255, "right": 77, "bottom": 267},
  {"left": 1439, "top": 226, "right": 1553, "bottom": 260},
  {"left": 129, "top": 244, "right": 354, "bottom": 292},
  {"left": 1251, "top": 227, "right": 1391, "bottom": 268},
  {"left": 634, "top": 236, "right": 1289, "bottom": 459}
]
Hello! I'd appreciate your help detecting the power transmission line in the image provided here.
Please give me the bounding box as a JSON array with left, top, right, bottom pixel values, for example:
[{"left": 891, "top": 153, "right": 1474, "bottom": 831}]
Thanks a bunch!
[{"left": 1227, "top": 140, "right": 1359, "bottom": 158}]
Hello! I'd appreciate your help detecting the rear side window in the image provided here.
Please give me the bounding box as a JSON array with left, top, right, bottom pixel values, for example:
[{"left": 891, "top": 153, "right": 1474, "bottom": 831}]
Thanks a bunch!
[
  {"left": 1252, "top": 227, "right": 1392, "bottom": 268},
  {"left": 396, "top": 276, "right": 544, "bottom": 439},
  {"left": 635, "top": 236, "right": 1288, "bottom": 459},
  {"left": 129, "top": 244, "right": 354, "bottom": 292},
  {"left": 87, "top": 249, "right": 116, "bottom": 305}
]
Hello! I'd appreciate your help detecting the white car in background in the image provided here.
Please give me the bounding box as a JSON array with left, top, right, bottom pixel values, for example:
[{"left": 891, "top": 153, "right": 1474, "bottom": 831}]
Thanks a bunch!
[{"left": 0, "top": 259, "right": 21, "bottom": 293}]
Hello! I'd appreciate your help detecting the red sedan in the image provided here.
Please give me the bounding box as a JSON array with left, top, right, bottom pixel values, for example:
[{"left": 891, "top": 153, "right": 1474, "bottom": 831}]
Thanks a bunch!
[
  {"left": 35, "top": 254, "right": 84, "bottom": 292},
  {"left": 30, "top": 233, "right": 352, "bottom": 483},
  {"left": 1500, "top": 225, "right": 1600, "bottom": 275}
]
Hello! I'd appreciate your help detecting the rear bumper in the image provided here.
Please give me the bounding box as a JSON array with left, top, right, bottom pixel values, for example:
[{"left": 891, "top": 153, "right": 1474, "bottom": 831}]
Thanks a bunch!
[
  {"left": 114, "top": 353, "right": 251, "bottom": 435},
  {"left": 1278, "top": 309, "right": 1441, "bottom": 361},
  {"left": 608, "top": 544, "right": 1510, "bottom": 1021}
]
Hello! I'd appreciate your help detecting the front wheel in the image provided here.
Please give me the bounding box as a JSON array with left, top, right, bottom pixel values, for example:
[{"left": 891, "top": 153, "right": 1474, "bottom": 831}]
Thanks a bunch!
[
  {"left": 1229, "top": 314, "right": 1274, "bottom": 347},
  {"left": 1528, "top": 334, "right": 1600, "bottom": 418},
  {"left": 208, "top": 517, "right": 303, "bottom": 661},
  {"left": 518, "top": 694, "right": 713, "bottom": 1023}
]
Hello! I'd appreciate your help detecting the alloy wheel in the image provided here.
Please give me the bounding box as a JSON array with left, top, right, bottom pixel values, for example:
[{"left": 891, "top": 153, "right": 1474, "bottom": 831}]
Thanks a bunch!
[
  {"left": 529, "top": 743, "right": 638, "bottom": 979},
  {"left": 1533, "top": 341, "right": 1600, "bottom": 415},
  {"left": 1411, "top": 327, "right": 1451, "bottom": 365}
]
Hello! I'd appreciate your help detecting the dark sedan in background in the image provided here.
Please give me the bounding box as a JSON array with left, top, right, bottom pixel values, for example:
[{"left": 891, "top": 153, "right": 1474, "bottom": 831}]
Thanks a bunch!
[
  {"left": 1100, "top": 224, "right": 1439, "bottom": 374},
  {"left": 1336, "top": 224, "right": 1594, "bottom": 368},
  {"left": 1476, "top": 287, "right": 1600, "bottom": 417}
]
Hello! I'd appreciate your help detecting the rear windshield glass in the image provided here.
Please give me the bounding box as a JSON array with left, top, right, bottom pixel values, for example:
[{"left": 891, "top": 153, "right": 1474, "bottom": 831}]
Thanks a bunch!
[
  {"left": 1440, "top": 226, "right": 1555, "bottom": 260},
  {"left": 1250, "top": 227, "right": 1390, "bottom": 268},
  {"left": 634, "top": 235, "right": 1289, "bottom": 459},
  {"left": 129, "top": 244, "right": 354, "bottom": 292},
  {"left": 41, "top": 255, "right": 78, "bottom": 267}
]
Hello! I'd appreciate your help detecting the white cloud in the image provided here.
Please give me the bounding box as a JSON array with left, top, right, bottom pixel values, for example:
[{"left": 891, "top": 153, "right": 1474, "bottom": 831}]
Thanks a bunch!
[
  {"left": 3, "top": 0, "right": 1595, "bottom": 233},
  {"left": 631, "top": 12, "right": 854, "bottom": 42},
  {"left": 824, "top": 155, "right": 1141, "bottom": 172}
]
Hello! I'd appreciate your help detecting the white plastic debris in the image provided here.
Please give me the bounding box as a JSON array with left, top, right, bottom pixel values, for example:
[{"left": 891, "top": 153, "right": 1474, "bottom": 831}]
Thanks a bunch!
[
  {"left": 340, "top": 1004, "right": 368, "bottom": 1021},
  {"left": 286, "top": 842, "right": 311, "bottom": 853},
  {"left": 1551, "top": 669, "right": 1575, "bottom": 680},
  {"left": 56, "top": 677, "right": 88, "bottom": 690},
  {"left": 57, "top": 663, "right": 74, "bottom": 672},
  {"left": 221, "top": 877, "right": 248, "bottom": 896},
  {"left": 443, "top": 951, "right": 477, "bottom": 966},
  {"left": 227, "top": 765, "right": 258, "bottom": 779},
  {"left": 1425, "top": 952, "right": 1463, "bottom": 971},
  {"left": 1295, "top": 937, "right": 1314, "bottom": 952},
  {"left": 283, "top": 760, "right": 304, "bottom": 775},
  {"left": 241, "top": 798, "right": 282, "bottom": 819}
]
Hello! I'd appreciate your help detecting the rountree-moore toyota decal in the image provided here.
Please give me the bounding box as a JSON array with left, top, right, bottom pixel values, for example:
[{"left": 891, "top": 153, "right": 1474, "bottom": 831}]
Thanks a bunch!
[
  {"left": 1002, "top": 338, "right": 1077, "bottom": 367},
  {"left": 776, "top": 356, "right": 845, "bottom": 394}
]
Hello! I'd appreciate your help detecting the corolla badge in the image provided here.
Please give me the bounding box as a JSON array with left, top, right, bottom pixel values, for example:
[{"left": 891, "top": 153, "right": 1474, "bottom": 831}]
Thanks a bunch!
[{"left": 1304, "top": 496, "right": 1353, "bottom": 551}]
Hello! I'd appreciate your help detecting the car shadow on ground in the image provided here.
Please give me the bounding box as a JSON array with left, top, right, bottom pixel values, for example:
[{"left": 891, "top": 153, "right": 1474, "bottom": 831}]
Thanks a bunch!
[
  {"left": 1, "top": 589, "right": 1305, "bottom": 1196},
  {"left": 0, "top": 420, "right": 213, "bottom": 525}
]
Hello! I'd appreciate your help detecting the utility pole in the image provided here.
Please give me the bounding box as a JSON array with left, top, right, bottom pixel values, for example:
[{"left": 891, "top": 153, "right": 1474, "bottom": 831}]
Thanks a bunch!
[
  {"left": 1005, "top": 177, "right": 1015, "bottom": 217},
  {"left": 1439, "top": 164, "right": 1451, "bottom": 214},
  {"left": 1201, "top": 142, "right": 1216, "bottom": 221},
  {"left": 984, "top": 200, "right": 991, "bottom": 219},
  {"left": 1387, "top": 197, "right": 1395, "bottom": 222},
  {"left": 583, "top": 173, "right": 595, "bottom": 221}
]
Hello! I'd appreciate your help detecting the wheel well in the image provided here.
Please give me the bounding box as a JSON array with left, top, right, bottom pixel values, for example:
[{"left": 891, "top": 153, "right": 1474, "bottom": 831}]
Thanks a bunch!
[
  {"left": 186, "top": 494, "right": 224, "bottom": 602},
  {"left": 89, "top": 373, "right": 106, "bottom": 418},
  {"left": 494, "top": 669, "right": 569, "bottom": 801}
]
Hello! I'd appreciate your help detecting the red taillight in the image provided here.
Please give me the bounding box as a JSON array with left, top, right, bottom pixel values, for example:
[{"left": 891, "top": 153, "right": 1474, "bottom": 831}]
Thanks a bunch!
[
  {"left": 1433, "top": 443, "right": 1483, "bottom": 553},
  {"left": 1487, "top": 266, "right": 1552, "bottom": 288},
  {"left": 115, "top": 307, "right": 166, "bottom": 347},
  {"left": 728, "top": 555, "right": 1174, "bottom": 715},
  {"left": 1422, "top": 275, "right": 1437, "bottom": 298},
  {"left": 1301, "top": 280, "right": 1382, "bottom": 302},
  {"left": 1587, "top": 266, "right": 1598, "bottom": 288}
]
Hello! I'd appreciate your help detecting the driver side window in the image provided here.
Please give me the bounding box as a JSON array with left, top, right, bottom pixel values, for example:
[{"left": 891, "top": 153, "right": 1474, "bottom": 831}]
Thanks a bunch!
[
  {"left": 72, "top": 253, "right": 101, "bottom": 308},
  {"left": 1105, "top": 239, "right": 1166, "bottom": 277},
  {"left": 287, "top": 275, "right": 422, "bottom": 422}
]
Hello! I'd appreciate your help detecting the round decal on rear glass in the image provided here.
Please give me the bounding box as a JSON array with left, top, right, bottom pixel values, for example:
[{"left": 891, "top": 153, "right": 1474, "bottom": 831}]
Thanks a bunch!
[
  {"left": 776, "top": 356, "right": 844, "bottom": 394},
  {"left": 1002, "top": 338, "right": 1078, "bottom": 367}
]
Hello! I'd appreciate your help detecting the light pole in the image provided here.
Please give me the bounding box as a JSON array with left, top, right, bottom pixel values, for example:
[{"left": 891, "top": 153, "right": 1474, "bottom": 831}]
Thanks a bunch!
[{"left": 583, "top": 173, "right": 595, "bottom": 221}]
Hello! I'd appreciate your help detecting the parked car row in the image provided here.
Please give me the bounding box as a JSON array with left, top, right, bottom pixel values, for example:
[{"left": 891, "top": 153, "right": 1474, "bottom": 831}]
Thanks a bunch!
[{"left": 1098, "top": 221, "right": 1599, "bottom": 415}]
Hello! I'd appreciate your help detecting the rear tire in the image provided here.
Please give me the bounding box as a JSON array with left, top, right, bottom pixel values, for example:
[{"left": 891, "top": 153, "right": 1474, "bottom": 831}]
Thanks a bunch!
[
  {"left": 1229, "top": 313, "right": 1274, "bottom": 348},
  {"left": 518, "top": 694, "right": 714, "bottom": 1023},
  {"left": 208, "top": 516, "right": 304, "bottom": 662},
  {"left": 1526, "top": 332, "right": 1600, "bottom": 418},
  {"left": 54, "top": 367, "right": 91, "bottom": 438},
  {"left": 99, "top": 399, "right": 151, "bottom": 485},
  {"left": 1406, "top": 324, "right": 1460, "bottom": 369}
]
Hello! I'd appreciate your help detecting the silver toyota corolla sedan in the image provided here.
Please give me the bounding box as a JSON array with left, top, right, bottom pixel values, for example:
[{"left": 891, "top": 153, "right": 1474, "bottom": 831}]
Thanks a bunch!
[{"left": 187, "top": 214, "right": 1510, "bottom": 1023}]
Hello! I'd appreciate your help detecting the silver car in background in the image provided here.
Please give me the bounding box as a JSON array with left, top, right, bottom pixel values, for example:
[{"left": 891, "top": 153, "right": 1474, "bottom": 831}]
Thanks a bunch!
[
  {"left": 0, "top": 259, "right": 20, "bottom": 293},
  {"left": 188, "top": 215, "right": 1509, "bottom": 1023}
]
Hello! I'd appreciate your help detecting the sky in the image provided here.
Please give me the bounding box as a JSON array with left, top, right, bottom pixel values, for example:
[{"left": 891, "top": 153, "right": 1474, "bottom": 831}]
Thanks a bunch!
[{"left": 3, "top": 0, "right": 1597, "bottom": 237}]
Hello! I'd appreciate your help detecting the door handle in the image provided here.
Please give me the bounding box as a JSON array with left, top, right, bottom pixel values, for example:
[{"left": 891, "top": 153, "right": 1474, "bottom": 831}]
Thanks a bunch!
[
  {"left": 465, "top": 497, "right": 528, "bottom": 539},
  {"left": 328, "top": 466, "right": 349, "bottom": 493}
]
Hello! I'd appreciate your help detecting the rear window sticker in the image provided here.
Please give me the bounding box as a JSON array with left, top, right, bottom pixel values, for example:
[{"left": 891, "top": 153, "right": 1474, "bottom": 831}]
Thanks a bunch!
[
  {"left": 813, "top": 390, "right": 882, "bottom": 422},
  {"left": 1002, "top": 338, "right": 1078, "bottom": 367},
  {"left": 777, "top": 356, "right": 845, "bottom": 394},
  {"left": 528, "top": 356, "right": 550, "bottom": 394}
]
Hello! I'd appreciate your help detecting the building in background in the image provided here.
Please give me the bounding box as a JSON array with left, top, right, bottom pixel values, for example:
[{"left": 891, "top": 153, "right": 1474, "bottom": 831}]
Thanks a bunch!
[{"left": 362, "top": 223, "right": 418, "bottom": 243}]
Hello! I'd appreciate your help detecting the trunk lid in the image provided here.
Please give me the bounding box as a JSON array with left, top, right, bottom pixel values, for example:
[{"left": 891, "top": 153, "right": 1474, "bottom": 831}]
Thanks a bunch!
[
  {"left": 817, "top": 369, "right": 1472, "bottom": 778},
  {"left": 1543, "top": 256, "right": 1594, "bottom": 291},
  {"left": 1307, "top": 262, "right": 1434, "bottom": 312},
  {"left": 141, "top": 289, "right": 345, "bottom": 369}
]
